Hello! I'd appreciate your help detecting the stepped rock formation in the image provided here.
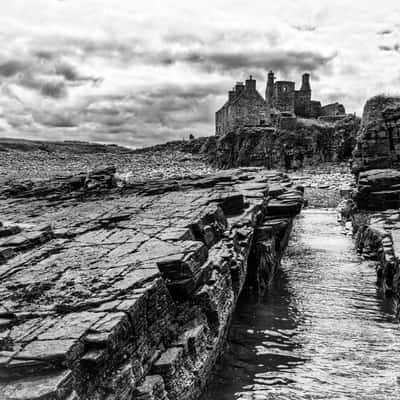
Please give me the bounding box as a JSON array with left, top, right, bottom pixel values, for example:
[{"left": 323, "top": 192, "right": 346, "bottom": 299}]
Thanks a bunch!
[
  {"left": 353, "top": 169, "right": 400, "bottom": 210},
  {"left": 352, "top": 95, "right": 400, "bottom": 174},
  {"left": 0, "top": 167, "right": 303, "bottom": 400},
  {"left": 348, "top": 96, "right": 400, "bottom": 324}
]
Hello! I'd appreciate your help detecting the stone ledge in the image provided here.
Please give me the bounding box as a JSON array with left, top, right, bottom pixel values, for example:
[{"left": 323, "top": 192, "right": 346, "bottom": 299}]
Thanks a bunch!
[{"left": 0, "top": 168, "right": 303, "bottom": 400}]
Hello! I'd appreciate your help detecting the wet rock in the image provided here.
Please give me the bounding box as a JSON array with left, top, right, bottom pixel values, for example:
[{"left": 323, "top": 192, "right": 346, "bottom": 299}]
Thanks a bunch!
[{"left": 0, "top": 167, "right": 303, "bottom": 400}]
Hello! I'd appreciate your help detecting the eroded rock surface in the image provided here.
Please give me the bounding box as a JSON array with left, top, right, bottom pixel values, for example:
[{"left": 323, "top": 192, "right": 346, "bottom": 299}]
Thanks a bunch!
[
  {"left": 353, "top": 169, "right": 400, "bottom": 210},
  {"left": 0, "top": 167, "right": 303, "bottom": 400},
  {"left": 190, "top": 116, "right": 359, "bottom": 169},
  {"left": 352, "top": 95, "right": 400, "bottom": 174}
]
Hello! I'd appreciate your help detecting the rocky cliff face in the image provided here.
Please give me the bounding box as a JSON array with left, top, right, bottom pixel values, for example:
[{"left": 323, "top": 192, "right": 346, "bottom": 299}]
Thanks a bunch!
[
  {"left": 352, "top": 95, "right": 400, "bottom": 174},
  {"left": 186, "top": 116, "right": 359, "bottom": 169}
]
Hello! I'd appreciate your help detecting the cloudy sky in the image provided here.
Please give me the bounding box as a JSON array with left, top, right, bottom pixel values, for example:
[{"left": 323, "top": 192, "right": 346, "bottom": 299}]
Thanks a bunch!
[{"left": 0, "top": 0, "right": 399, "bottom": 148}]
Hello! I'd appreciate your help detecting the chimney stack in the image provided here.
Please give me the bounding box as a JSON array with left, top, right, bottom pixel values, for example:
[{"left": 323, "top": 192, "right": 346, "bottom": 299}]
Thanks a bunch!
[
  {"left": 300, "top": 73, "right": 311, "bottom": 92},
  {"left": 235, "top": 82, "right": 245, "bottom": 95},
  {"left": 245, "top": 75, "right": 256, "bottom": 91}
]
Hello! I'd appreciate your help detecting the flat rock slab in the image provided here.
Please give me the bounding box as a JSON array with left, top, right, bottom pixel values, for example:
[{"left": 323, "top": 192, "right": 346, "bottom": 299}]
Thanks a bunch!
[{"left": 0, "top": 167, "right": 303, "bottom": 400}]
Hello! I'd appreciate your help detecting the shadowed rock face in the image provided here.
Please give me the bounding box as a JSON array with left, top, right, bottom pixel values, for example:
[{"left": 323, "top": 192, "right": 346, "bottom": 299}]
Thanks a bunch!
[
  {"left": 192, "top": 116, "right": 359, "bottom": 169},
  {"left": 353, "top": 169, "right": 400, "bottom": 210},
  {"left": 352, "top": 95, "right": 400, "bottom": 174},
  {"left": 0, "top": 167, "right": 303, "bottom": 400}
]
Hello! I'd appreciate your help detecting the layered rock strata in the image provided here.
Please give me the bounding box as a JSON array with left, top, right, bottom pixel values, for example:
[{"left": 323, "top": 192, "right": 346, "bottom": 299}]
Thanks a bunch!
[
  {"left": 348, "top": 211, "right": 400, "bottom": 307},
  {"left": 185, "top": 116, "right": 359, "bottom": 169},
  {"left": 0, "top": 167, "right": 303, "bottom": 400},
  {"left": 352, "top": 95, "right": 400, "bottom": 174},
  {"left": 353, "top": 169, "right": 400, "bottom": 210},
  {"left": 340, "top": 196, "right": 400, "bottom": 315}
]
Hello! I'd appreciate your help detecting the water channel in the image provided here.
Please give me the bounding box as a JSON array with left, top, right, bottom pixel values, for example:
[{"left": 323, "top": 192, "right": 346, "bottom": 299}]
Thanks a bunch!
[{"left": 201, "top": 209, "right": 400, "bottom": 400}]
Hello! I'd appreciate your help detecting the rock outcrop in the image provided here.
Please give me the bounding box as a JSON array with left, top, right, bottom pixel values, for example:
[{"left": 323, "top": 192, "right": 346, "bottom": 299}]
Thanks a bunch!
[
  {"left": 199, "top": 116, "right": 359, "bottom": 169},
  {"left": 352, "top": 95, "right": 400, "bottom": 174},
  {"left": 353, "top": 169, "right": 400, "bottom": 210},
  {"left": 0, "top": 167, "right": 303, "bottom": 400}
]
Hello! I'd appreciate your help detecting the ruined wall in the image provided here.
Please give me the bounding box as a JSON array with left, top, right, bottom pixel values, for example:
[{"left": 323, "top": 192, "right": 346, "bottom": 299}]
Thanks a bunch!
[
  {"left": 215, "top": 104, "right": 229, "bottom": 137},
  {"left": 352, "top": 95, "right": 400, "bottom": 174},
  {"left": 294, "top": 90, "right": 312, "bottom": 117},
  {"left": 273, "top": 82, "right": 295, "bottom": 114},
  {"left": 0, "top": 168, "right": 303, "bottom": 400},
  {"left": 229, "top": 92, "right": 267, "bottom": 131},
  {"left": 321, "top": 102, "right": 346, "bottom": 117},
  {"left": 310, "top": 100, "right": 322, "bottom": 118},
  {"left": 215, "top": 79, "right": 267, "bottom": 137}
]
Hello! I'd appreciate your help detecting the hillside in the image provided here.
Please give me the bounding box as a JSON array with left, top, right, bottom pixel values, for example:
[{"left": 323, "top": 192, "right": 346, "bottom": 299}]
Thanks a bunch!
[{"left": 0, "top": 137, "right": 214, "bottom": 184}]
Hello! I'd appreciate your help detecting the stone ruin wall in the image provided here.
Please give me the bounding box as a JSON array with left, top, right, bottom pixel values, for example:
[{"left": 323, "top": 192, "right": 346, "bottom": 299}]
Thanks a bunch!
[
  {"left": 217, "top": 73, "right": 347, "bottom": 138},
  {"left": 321, "top": 102, "right": 346, "bottom": 117},
  {"left": 215, "top": 79, "right": 267, "bottom": 137},
  {"left": 294, "top": 90, "right": 311, "bottom": 117},
  {"left": 272, "top": 82, "right": 295, "bottom": 114},
  {"left": 230, "top": 92, "right": 267, "bottom": 130}
]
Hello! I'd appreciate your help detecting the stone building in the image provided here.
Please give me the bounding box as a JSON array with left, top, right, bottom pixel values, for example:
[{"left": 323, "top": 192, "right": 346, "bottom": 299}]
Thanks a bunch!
[
  {"left": 215, "top": 76, "right": 267, "bottom": 136},
  {"left": 216, "top": 72, "right": 347, "bottom": 136},
  {"left": 265, "top": 71, "right": 323, "bottom": 118},
  {"left": 321, "top": 102, "right": 346, "bottom": 117}
]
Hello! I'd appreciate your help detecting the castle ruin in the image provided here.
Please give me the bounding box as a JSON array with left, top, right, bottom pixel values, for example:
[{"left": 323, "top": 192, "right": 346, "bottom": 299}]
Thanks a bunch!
[{"left": 216, "top": 71, "right": 346, "bottom": 136}]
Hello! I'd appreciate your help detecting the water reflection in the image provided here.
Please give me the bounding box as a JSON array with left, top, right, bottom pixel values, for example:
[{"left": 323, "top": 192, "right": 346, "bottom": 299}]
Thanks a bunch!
[{"left": 201, "top": 210, "right": 400, "bottom": 400}]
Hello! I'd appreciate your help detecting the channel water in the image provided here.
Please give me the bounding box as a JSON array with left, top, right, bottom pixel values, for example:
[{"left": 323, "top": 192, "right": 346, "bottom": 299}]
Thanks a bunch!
[{"left": 201, "top": 209, "right": 400, "bottom": 400}]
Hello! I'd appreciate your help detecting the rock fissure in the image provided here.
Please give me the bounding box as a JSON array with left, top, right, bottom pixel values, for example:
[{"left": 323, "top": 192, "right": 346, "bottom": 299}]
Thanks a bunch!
[{"left": 0, "top": 167, "right": 303, "bottom": 400}]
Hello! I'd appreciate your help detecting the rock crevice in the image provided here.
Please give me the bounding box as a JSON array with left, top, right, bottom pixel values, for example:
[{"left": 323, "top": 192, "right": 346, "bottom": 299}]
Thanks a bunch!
[{"left": 0, "top": 168, "right": 303, "bottom": 400}]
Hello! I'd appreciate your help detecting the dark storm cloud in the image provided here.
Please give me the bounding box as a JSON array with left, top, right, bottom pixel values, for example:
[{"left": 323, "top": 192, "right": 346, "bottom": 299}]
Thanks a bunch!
[
  {"left": 183, "top": 49, "right": 337, "bottom": 75},
  {"left": 377, "top": 29, "right": 392, "bottom": 35},
  {"left": 378, "top": 44, "right": 400, "bottom": 52},
  {"left": 54, "top": 61, "right": 102, "bottom": 84},
  {"left": 40, "top": 81, "right": 67, "bottom": 98},
  {"left": 33, "top": 111, "right": 78, "bottom": 127},
  {"left": 83, "top": 82, "right": 221, "bottom": 132},
  {"left": 0, "top": 60, "right": 27, "bottom": 77},
  {"left": 144, "top": 82, "right": 226, "bottom": 100},
  {"left": 0, "top": 51, "right": 100, "bottom": 100},
  {"left": 15, "top": 71, "right": 68, "bottom": 99},
  {"left": 33, "top": 50, "right": 55, "bottom": 60},
  {"left": 0, "top": 28, "right": 337, "bottom": 147},
  {"left": 55, "top": 63, "right": 80, "bottom": 81},
  {"left": 95, "top": 47, "right": 336, "bottom": 75},
  {"left": 27, "top": 34, "right": 334, "bottom": 78},
  {"left": 133, "top": 83, "right": 224, "bottom": 128},
  {"left": 32, "top": 36, "right": 144, "bottom": 64},
  {"left": 33, "top": 80, "right": 223, "bottom": 147}
]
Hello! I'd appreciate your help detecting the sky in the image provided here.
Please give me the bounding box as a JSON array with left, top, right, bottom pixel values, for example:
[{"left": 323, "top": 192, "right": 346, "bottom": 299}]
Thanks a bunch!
[{"left": 0, "top": 0, "right": 400, "bottom": 148}]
